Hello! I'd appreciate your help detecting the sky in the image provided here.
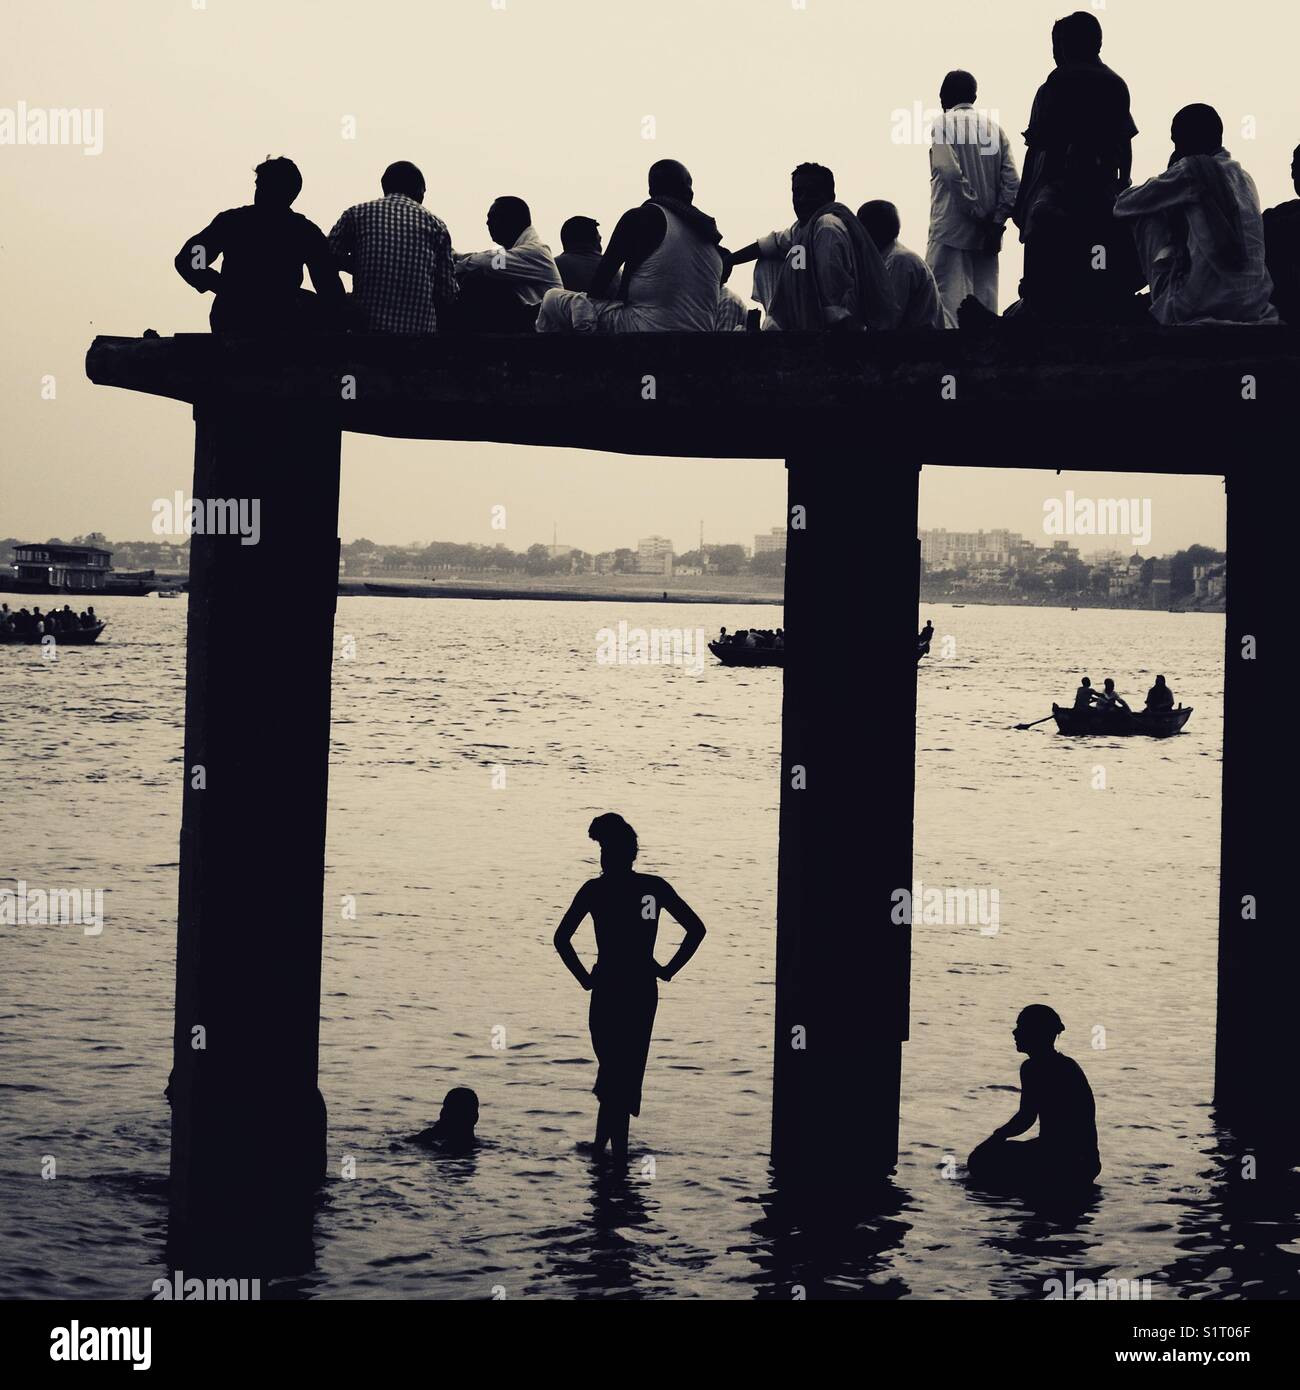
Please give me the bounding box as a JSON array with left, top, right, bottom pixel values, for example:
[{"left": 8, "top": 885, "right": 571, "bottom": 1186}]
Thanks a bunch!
[{"left": 1, "top": 0, "right": 1281, "bottom": 553}]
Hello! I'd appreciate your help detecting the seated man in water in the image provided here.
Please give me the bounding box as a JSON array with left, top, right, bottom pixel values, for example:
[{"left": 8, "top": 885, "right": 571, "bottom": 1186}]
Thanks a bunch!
[
  {"left": 968, "top": 1004, "right": 1101, "bottom": 1194},
  {"left": 1144, "top": 673, "right": 1175, "bottom": 711},
  {"left": 412, "top": 1086, "right": 480, "bottom": 1150}
]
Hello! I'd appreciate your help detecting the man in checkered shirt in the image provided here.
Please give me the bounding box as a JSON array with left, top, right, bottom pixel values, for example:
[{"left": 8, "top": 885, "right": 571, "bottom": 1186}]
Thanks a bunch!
[{"left": 330, "top": 161, "right": 458, "bottom": 332}]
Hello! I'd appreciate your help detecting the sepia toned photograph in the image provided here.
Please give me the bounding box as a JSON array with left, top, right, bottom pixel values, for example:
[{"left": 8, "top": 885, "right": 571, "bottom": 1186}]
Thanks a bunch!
[{"left": 1, "top": 0, "right": 1295, "bottom": 1362}]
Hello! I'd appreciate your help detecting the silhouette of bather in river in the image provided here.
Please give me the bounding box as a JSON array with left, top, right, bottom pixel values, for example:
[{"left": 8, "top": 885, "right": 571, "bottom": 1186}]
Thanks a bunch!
[
  {"left": 553, "top": 814, "right": 706, "bottom": 1164},
  {"left": 412, "top": 1086, "right": 479, "bottom": 1152},
  {"left": 967, "top": 1004, "right": 1101, "bottom": 1196}
]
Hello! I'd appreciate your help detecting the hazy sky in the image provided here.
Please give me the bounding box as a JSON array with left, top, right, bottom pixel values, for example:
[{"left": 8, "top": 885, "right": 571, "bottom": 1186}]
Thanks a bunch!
[{"left": 1, "top": 0, "right": 1282, "bottom": 552}]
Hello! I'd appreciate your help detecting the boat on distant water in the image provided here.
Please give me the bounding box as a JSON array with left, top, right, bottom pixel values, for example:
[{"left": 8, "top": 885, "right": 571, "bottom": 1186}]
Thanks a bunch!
[
  {"left": 0, "top": 620, "right": 107, "bottom": 646},
  {"left": 709, "top": 641, "right": 783, "bottom": 669},
  {"left": 1051, "top": 703, "right": 1192, "bottom": 737}
]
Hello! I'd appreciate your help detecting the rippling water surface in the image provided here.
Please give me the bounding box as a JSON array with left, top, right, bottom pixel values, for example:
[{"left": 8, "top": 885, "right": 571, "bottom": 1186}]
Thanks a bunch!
[{"left": 3, "top": 596, "right": 1295, "bottom": 1299}]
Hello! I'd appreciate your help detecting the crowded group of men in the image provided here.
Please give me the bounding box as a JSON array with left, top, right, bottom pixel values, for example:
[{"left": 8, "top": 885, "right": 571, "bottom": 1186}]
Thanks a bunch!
[
  {"left": 1072, "top": 673, "right": 1175, "bottom": 715},
  {"left": 0, "top": 603, "right": 99, "bottom": 639},
  {"left": 175, "top": 11, "right": 1297, "bottom": 336}
]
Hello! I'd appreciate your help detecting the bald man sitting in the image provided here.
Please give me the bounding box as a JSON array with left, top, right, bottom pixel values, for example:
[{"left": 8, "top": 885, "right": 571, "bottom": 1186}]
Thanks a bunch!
[{"left": 536, "top": 160, "right": 726, "bottom": 333}]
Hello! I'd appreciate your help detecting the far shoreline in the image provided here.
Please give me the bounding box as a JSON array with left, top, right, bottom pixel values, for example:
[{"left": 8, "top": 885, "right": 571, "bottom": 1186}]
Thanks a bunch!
[{"left": 338, "top": 579, "right": 783, "bottom": 606}]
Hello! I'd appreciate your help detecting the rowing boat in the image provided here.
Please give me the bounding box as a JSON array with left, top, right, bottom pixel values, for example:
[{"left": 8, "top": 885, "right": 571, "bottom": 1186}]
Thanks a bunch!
[
  {"left": 0, "top": 621, "right": 107, "bottom": 646},
  {"left": 1050, "top": 703, "right": 1192, "bottom": 737},
  {"left": 709, "top": 640, "right": 783, "bottom": 668}
]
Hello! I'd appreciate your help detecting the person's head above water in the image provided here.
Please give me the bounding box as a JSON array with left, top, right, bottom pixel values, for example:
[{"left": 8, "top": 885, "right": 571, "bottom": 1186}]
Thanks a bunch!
[
  {"left": 253, "top": 156, "right": 302, "bottom": 210},
  {"left": 1013, "top": 1004, "right": 1065, "bottom": 1055},
  {"left": 487, "top": 195, "right": 532, "bottom": 249},
  {"left": 856, "top": 199, "right": 901, "bottom": 253},
  {"left": 647, "top": 159, "right": 693, "bottom": 204},
  {"left": 589, "top": 812, "right": 638, "bottom": 873},
  {"left": 792, "top": 162, "right": 836, "bottom": 224},
  {"left": 1171, "top": 104, "right": 1224, "bottom": 160},
  {"left": 381, "top": 160, "right": 426, "bottom": 203},
  {"left": 437, "top": 1086, "right": 479, "bottom": 1140},
  {"left": 1052, "top": 10, "right": 1103, "bottom": 65}
]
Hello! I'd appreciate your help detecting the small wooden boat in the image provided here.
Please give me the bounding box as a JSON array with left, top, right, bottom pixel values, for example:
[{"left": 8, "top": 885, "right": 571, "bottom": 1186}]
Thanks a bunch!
[
  {"left": 709, "top": 640, "right": 783, "bottom": 668},
  {"left": 1051, "top": 702, "right": 1192, "bottom": 737},
  {"left": 0, "top": 620, "right": 106, "bottom": 646}
]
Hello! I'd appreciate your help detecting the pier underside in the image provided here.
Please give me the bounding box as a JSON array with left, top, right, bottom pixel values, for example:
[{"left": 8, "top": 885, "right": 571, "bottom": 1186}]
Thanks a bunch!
[{"left": 85, "top": 329, "right": 1292, "bottom": 1268}]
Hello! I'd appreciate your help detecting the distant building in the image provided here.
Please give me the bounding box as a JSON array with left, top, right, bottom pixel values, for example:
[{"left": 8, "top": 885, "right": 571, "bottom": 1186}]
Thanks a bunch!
[
  {"left": 1194, "top": 563, "right": 1226, "bottom": 601},
  {"left": 636, "top": 536, "right": 674, "bottom": 576},
  {"left": 11, "top": 540, "right": 112, "bottom": 591},
  {"left": 919, "top": 529, "right": 1022, "bottom": 568},
  {"left": 754, "top": 527, "right": 787, "bottom": 556},
  {"left": 547, "top": 543, "right": 576, "bottom": 561}
]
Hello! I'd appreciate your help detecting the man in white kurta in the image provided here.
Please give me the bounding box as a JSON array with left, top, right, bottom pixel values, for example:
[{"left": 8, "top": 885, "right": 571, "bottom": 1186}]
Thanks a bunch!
[{"left": 926, "top": 70, "right": 1021, "bottom": 325}]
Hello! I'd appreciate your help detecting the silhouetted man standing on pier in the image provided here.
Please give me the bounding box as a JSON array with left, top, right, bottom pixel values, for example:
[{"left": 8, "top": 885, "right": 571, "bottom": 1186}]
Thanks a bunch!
[
  {"left": 174, "top": 157, "right": 344, "bottom": 334},
  {"left": 1012, "top": 11, "right": 1140, "bottom": 321},
  {"left": 926, "top": 70, "right": 1020, "bottom": 326},
  {"left": 329, "top": 161, "right": 459, "bottom": 332}
]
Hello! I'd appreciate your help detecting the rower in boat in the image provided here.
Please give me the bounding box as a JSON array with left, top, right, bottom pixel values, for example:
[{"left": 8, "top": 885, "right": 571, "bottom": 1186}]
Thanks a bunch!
[
  {"left": 917, "top": 619, "right": 934, "bottom": 660},
  {"left": 1072, "top": 676, "right": 1097, "bottom": 710},
  {"left": 1144, "top": 674, "right": 1175, "bottom": 712},
  {"left": 1096, "top": 678, "right": 1130, "bottom": 714}
]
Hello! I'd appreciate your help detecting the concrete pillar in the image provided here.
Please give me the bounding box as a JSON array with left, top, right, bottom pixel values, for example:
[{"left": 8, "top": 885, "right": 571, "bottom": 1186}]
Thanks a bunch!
[
  {"left": 1215, "top": 469, "right": 1294, "bottom": 1155},
  {"left": 772, "top": 454, "right": 918, "bottom": 1184},
  {"left": 168, "top": 401, "right": 341, "bottom": 1270}
]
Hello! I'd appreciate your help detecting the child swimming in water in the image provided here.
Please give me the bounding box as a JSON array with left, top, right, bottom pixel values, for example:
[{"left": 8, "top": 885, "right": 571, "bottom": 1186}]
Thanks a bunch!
[
  {"left": 412, "top": 1087, "right": 480, "bottom": 1150},
  {"left": 967, "top": 1005, "right": 1100, "bottom": 1194}
]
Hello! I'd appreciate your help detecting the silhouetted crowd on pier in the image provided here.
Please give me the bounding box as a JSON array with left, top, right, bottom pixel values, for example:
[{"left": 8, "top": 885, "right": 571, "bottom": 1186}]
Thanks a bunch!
[
  {"left": 176, "top": 11, "right": 1298, "bottom": 335},
  {"left": 0, "top": 603, "right": 99, "bottom": 639}
]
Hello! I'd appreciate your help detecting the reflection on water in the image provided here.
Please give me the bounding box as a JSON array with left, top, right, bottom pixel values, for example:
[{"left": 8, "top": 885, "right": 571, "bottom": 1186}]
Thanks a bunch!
[{"left": 2, "top": 596, "right": 1295, "bottom": 1298}]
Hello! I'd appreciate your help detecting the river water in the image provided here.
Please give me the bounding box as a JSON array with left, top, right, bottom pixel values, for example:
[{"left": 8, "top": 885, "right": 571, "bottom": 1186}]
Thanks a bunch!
[{"left": 2, "top": 596, "right": 1295, "bottom": 1299}]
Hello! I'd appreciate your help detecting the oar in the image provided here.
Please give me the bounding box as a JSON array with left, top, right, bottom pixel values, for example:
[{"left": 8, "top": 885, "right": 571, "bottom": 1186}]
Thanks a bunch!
[{"left": 1014, "top": 712, "right": 1056, "bottom": 730}]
